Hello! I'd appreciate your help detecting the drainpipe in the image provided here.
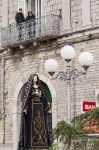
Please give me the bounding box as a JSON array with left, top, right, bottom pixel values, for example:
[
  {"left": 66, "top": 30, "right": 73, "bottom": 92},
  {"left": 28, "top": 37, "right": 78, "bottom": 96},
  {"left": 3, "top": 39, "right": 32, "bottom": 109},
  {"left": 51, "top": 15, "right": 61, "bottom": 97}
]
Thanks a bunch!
[{"left": 2, "top": 58, "right": 6, "bottom": 144}]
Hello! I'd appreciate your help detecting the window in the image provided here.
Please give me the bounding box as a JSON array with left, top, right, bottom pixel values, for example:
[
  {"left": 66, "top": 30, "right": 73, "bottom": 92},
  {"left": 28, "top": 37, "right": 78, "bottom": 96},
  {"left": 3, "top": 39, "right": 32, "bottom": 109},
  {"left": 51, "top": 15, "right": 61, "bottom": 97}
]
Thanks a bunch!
[
  {"left": 31, "top": 0, "right": 41, "bottom": 18},
  {"left": 18, "top": 0, "right": 41, "bottom": 18},
  {"left": 18, "top": 0, "right": 27, "bottom": 16}
]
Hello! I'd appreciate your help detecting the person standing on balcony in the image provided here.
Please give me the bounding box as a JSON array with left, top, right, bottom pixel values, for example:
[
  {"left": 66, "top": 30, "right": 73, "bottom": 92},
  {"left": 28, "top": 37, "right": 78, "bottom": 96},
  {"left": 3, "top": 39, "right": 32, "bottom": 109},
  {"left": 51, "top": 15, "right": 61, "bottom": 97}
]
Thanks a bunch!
[
  {"left": 15, "top": 8, "right": 25, "bottom": 40},
  {"left": 26, "top": 11, "right": 35, "bottom": 37},
  {"left": 26, "top": 11, "right": 35, "bottom": 21},
  {"left": 15, "top": 8, "right": 25, "bottom": 24}
]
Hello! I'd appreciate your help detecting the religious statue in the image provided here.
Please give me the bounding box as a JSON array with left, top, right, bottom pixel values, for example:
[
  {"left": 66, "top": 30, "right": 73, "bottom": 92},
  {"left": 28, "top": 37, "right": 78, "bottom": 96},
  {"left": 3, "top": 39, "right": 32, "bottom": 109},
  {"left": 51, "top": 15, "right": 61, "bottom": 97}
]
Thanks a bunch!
[{"left": 17, "top": 74, "right": 52, "bottom": 150}]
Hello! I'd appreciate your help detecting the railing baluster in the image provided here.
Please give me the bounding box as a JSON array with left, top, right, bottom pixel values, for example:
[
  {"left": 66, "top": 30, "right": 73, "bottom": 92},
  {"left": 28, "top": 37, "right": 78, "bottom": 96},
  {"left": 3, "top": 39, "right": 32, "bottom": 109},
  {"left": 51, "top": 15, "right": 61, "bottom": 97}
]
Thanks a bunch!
[{"left": 1, "top": 15, "right": 60, "bottom": 47}]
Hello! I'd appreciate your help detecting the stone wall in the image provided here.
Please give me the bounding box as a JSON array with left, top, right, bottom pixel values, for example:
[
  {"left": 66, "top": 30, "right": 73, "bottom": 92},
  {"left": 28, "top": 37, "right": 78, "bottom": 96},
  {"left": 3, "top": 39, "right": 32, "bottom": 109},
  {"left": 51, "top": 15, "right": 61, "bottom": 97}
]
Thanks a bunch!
[
  {"left": 91, "top": 0, "right": 99, "bottom": 26},
  {"left": 0, "top": 0, "right": 2, "bottom": 27},
  {"left": 71, "top": 0, "right": 82, "bottom": 31},
  {"left": 8, "top": 0, "right": 18, "bottom": 24},
  {"left": 44, "top": 0, "right": 99, "bottom": 32},
  {"left": 0, "top": 34, "right": 98, "bottom": 149},
  {"left": 45, "top": 0, "right": 62, "bottom": 15}
]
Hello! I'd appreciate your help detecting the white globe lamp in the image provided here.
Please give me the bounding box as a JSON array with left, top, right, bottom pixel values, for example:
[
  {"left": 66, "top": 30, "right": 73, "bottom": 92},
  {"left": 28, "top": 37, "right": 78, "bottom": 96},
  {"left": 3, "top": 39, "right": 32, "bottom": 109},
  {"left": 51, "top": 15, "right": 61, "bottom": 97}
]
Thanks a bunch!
[
  {"left": 78, "top": 52, "right": 94, "bottom": 69},
  {"left": 61, "top": 45, "right": 76, "bottom": 62},
  {"left": 44, "top": 59, "right": 58, "bottom": 75}
]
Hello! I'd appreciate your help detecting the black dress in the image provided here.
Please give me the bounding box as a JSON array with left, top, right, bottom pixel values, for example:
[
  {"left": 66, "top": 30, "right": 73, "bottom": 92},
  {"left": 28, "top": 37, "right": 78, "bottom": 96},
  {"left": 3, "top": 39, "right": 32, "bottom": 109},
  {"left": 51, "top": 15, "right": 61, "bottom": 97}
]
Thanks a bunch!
[{"left": 17, "top": 76, "right": 51, "bottom": 150}]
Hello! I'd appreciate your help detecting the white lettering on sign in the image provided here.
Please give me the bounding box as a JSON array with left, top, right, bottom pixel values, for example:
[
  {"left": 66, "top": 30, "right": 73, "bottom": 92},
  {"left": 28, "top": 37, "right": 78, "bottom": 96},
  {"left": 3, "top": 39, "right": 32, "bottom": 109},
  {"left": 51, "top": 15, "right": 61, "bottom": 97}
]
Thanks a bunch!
[{"left": 85, "top": 104, "right": 95, "bottom": 110}]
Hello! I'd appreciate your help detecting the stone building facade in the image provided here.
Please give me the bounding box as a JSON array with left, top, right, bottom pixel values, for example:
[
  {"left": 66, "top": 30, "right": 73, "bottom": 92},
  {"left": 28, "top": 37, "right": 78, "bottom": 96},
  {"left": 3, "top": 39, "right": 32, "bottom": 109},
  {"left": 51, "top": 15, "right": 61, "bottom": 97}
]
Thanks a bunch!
[{"left": 0, "top": 0, "right": 99, "bottom": 150}]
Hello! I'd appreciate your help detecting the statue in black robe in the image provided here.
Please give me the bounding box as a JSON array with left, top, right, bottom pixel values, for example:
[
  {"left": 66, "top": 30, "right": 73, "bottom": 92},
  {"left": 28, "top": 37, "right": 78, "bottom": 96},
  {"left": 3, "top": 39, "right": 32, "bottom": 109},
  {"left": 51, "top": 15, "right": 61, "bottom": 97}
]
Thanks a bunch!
[{"left": 17, "top": 74, "right": 52, "bottom": 150}]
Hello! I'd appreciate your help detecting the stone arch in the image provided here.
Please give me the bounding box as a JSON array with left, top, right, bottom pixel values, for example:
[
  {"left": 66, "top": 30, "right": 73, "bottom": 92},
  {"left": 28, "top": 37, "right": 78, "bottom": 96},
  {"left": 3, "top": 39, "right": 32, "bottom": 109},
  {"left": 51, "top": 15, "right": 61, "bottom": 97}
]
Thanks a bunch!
[{"left": 12, "top": 73, "right": 57, "bottom": 150}]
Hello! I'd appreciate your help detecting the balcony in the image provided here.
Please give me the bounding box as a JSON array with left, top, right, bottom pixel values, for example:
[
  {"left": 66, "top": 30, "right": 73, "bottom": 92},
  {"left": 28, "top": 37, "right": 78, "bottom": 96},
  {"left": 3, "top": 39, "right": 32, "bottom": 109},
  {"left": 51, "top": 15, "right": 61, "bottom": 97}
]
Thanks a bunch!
[{"left": 1, "top": 14, "right": 60, "bottom": 48}]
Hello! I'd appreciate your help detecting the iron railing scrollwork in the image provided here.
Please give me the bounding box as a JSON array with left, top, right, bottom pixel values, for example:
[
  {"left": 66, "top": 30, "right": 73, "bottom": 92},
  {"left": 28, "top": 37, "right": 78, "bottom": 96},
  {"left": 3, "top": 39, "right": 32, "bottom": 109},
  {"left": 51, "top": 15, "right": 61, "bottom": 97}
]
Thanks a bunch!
[
  {"left": 1, "top": 14, "right": 60, "bottom": 47},
  {"left": 52, "top": 66, "right": 87, "bottom": 82}
]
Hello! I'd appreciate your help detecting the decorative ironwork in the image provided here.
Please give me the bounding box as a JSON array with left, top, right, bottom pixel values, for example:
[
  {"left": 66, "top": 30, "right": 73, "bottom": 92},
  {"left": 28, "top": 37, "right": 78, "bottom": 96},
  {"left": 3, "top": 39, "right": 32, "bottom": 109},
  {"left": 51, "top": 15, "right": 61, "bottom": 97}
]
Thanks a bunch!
[
  {"left": 1, "top": 14, "right": 60, "bottom": 47},
  {"left": 52, "top": 66, "right": 87, "bottom": 81}
]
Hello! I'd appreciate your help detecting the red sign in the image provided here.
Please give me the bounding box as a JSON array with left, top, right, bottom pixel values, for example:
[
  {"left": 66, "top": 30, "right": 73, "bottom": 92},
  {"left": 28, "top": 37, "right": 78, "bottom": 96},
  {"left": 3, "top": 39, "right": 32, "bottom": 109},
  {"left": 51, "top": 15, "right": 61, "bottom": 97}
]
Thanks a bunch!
[{"left": 83, "top": 101, "right": 96, "bottom": 112}]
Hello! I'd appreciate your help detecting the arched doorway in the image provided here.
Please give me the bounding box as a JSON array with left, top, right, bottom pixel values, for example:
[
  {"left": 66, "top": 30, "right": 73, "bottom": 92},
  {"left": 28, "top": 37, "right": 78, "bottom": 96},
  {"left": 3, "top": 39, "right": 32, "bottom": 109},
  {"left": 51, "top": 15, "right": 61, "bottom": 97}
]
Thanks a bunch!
[
  {"left": 17, "top": 80, "right": 52, "bottom": 146},
  {"left": 13, "top": 74, "right": 57, "bottom": 150}
]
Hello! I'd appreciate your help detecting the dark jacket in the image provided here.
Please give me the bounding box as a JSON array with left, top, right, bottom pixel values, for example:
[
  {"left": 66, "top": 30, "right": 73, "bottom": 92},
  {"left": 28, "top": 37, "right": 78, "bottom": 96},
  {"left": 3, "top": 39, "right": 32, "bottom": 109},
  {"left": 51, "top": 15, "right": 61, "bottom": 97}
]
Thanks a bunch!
[
  {"left": 26, "top": 15, "right": 35, "bottom": 21},
  {"left": 15, "top": 12, "right": 25, "bottom": 24}
]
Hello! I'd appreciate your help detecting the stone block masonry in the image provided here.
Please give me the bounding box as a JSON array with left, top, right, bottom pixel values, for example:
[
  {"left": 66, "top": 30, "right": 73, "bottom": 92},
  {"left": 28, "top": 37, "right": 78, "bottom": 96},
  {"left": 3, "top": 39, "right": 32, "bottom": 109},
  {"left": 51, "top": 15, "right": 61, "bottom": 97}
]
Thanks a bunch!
[{"left": 0, "top": 35, "right": 98, "bottom": 149}]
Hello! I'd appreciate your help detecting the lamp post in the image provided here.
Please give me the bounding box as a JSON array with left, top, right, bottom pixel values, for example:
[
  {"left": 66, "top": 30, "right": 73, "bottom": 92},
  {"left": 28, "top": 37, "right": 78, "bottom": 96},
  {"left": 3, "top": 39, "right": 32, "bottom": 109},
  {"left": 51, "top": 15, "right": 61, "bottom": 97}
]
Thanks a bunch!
[{"left": 44, "top": 45, "right": 94, "bottom": 123}]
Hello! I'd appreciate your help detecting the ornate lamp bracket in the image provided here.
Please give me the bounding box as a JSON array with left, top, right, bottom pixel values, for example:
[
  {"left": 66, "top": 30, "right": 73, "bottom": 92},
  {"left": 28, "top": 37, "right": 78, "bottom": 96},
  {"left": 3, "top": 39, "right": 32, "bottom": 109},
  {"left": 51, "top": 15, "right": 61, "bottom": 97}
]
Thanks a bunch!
[{"left": 52, "top": 66, "right": 87, "bottom": 82}]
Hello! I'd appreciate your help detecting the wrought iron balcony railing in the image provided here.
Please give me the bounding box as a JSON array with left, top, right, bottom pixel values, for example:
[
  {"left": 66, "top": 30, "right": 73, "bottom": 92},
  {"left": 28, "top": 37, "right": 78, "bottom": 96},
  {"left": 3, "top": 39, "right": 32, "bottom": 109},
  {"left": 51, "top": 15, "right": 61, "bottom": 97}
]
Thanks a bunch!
[{"left": 1, "top": 14, "right": 60, "bottom": 48}]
